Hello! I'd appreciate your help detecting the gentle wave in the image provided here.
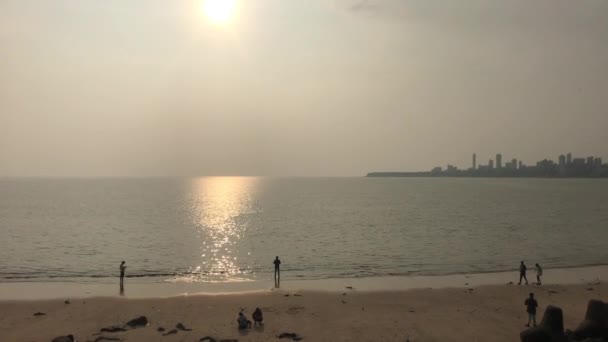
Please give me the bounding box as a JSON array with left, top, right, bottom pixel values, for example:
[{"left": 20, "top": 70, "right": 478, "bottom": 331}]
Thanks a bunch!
[{"left": 3, "top": 261, "right": 608, "bottom": 283}]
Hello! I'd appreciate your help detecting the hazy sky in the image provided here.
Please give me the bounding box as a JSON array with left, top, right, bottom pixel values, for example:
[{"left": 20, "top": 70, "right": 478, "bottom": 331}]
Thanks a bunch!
[{"left": 2, "top": 0, "right": 607, "bottom": 177}]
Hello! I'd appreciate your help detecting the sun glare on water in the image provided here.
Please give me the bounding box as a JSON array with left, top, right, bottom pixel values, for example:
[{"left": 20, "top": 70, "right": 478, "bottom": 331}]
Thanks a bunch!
[{"left": 202, "top": 0, "right": 236, "bottom": 24}]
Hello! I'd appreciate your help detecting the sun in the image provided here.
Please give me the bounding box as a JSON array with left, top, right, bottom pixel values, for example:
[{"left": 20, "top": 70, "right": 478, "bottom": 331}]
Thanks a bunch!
[{"left": 202, "top": 0, "right": 236, "bottom": 24}]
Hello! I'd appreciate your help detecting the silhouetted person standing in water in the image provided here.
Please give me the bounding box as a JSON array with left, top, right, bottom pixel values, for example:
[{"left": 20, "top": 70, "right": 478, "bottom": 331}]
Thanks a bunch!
[
  {"left": 535, "top": 263, "right": 543, "bottom": 285},
  {"left": 120, "top": 261, "right": 126, "bottom": 285},
  {"left": 274, "top": 256, "right": 281, "bottom": 287},
  {"left": 518, "top": 261, "right": 528, "bottom": 285}
]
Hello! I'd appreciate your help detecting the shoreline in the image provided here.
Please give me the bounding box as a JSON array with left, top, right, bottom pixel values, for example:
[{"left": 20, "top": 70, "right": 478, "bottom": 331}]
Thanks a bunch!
[{"left": 1, "top": 264, "right": 606, "bottom": 300}]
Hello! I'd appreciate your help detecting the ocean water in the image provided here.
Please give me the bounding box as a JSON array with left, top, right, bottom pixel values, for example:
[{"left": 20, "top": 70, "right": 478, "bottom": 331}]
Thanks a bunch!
[{"left": 1, "top": 177, "right": 607, "bottom": 284}]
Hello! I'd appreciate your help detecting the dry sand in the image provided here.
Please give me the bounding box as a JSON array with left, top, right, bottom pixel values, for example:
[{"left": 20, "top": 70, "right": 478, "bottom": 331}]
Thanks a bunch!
[{"left": 0, "top": 282, "right": 605, "bottom": 342}]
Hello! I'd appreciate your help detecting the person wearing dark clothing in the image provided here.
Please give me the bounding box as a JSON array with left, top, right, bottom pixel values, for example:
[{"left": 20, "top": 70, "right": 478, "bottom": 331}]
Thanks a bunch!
[
  {"left": 237, "top": 312, "right": 252, "bottom": 330},
  {"left": 274, "top": 256, "right": 281, "bottom": 287},
  {"left": 120, "top": 261, "right": 126, "bottom": 285},
  {"left": 518, "top": 261, "right": 528, "bottom": 285},
  {"left": 252, "top": 307, "right": 263, "bottom": 326},
  {"left": 525, "top": 293, "right": 538, "bottom": 327},
  {"left": 535, "top": 263, "right": 543, "bottom": 285}
]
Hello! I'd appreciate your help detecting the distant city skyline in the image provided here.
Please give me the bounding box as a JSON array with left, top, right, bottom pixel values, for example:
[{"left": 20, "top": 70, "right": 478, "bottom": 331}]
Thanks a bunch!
[
  {"left": 454, "top": 152, "right": 605, "bottom": 172},
  {"left": 368, "top": 152, "right": 607, "bottom": 178}
]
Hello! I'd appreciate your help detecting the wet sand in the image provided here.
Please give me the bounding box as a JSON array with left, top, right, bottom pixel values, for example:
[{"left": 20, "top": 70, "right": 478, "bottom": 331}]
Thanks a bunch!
[{"left": 0, "top": 282, "right": 605, "bottom": 342}]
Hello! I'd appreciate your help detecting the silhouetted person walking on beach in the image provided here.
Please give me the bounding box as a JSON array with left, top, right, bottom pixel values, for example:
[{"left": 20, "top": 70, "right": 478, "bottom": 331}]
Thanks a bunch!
[
  {"left": 524, "top": 292, "right": 538, "bottom": 327},
  {"left": 120, "top": 261, "right": 126, "bottom": 285},
  {"left": 535, "top": 263, "right": 543, "bottom": 285},
  {"left": 518, "top": 261, "right": 528, "bottom": 285},
  {"left": 274, "top": 256, "right": 281, "bottom": 287}
]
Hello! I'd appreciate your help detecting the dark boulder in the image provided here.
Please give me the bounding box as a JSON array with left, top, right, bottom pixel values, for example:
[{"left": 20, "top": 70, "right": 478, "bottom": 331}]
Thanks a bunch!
[
  {"left": 521, "top": 328, "right": 552, "bottom": 342},
  {"left": 541, "top": 305, "right": 565, "bottom": 333},
  {"left": 572, "top": 300, "right": 608, "bottom": 340},
  {"left": 520, "top": 306, "right": 568, "bottom": 342}
]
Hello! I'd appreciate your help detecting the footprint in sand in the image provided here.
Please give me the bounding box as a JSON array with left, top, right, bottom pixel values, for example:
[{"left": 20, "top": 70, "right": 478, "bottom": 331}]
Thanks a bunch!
[{"left": 286, "top": 306, "right": 305, "bottom": 315}]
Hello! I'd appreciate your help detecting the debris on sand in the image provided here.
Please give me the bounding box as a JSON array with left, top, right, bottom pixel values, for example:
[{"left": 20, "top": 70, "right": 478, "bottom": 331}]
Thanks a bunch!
[
  {"left": 278, "top": 332, "right": 303, "bottom": 341},
  {"left": 33, "top": 312, "right": 46, "bottom": 316},
  {"left": 100, "top": 316, "right": 149, "bottom": 333},
  {"left": 199, "top": 337, "right": 217, "bottom": 342},
  {"left": 125, "top": 316, "right": 148, "bottom": 328},
  {"left": 162, "top": 329, "right": 178, "bottom": 336},
  {"left": 176, "top": 323, "right": 192, "bottom": 331},
  {"left": 345, "top": 286, "right": 353, "bottom": 290},
  {"left": 91, "top": 336, "right": 123, "bottom": 342},
  {"left": 99, "top": 326, "right": 126, "bottom": 333},
  {"left": 157, "top": 327, "right": 165, "bottom": 332},
  {"left": 52, "top": 335, "right": 75, "bottom": 342}
]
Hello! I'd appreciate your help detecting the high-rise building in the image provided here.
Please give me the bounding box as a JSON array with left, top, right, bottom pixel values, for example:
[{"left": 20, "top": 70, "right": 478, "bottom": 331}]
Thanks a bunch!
[
  {"left": 511, "top": 158, "right": 517, "bottom": 170},
  {"left": 489, "top": 159, "right": 494, "bottom": 169},
  {"left": 559, "top": 155, "right": 566, "bottom": 168},
  {"left": 573, "top": 158, "right": 586, "bottom": 166},
  {"left": 472, "top": 153, "right": 476, "bottom": 170},
  {"left": 496, "top": 154, "right": 502, "bottom": 169},
  {"left": 594, "top": 158, "right": 602, "bottom": 169},
  {"left": 587, "top": 156, "right": 594, "bottom": 166},
  {"left": 519, "top": 161, "right": 523, "bottom": 169},
  {"left": 567, "top": 153, "right": 572, "bottom": 165}
]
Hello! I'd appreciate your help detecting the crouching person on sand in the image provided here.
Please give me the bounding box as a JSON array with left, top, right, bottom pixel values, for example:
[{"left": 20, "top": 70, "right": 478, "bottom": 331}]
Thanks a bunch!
[
  {"left": 252, "top": 307, "right": 263, "bottom": 326},
  {"left": 238, "top": 312, "right": 252, "bottom": 330}
]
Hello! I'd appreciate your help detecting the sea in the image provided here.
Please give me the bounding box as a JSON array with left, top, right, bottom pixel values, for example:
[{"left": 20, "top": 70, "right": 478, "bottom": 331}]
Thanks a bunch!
[{"left": 1, "top": 177, "right": 607, "bottom": 285}]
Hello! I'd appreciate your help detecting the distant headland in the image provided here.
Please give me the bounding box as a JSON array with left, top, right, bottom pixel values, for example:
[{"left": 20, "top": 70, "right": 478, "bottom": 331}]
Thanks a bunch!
[{"left": 367, "top": 153, "right": 608, "bottom": 178}]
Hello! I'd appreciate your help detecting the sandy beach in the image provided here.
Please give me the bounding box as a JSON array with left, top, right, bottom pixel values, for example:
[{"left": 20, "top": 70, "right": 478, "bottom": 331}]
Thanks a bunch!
[{"left": 1, "top": 281, "right": 605, "bottom": 342}]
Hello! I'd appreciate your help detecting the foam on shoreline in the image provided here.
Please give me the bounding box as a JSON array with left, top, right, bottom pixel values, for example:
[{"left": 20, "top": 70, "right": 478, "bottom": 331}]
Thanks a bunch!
[{"left": 0, "top": 265, "right": 605, "bottom": 300}]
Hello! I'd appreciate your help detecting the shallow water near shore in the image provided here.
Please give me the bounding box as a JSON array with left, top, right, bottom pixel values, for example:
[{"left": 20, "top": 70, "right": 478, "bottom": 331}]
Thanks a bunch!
[
  {"left": 0, "top": 265, "right": 605, "bottom": 300},
  {"left": 1, "top": 177, "right": 608, "bottom": 285}
]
